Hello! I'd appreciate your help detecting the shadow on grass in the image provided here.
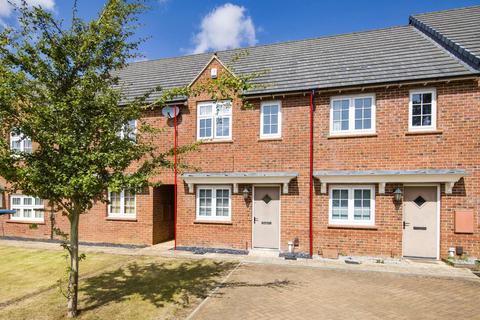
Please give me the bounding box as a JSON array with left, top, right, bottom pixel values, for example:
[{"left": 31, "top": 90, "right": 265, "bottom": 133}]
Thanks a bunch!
[{"left": 80, "top": 260, "right": 292, "bottom": 314}]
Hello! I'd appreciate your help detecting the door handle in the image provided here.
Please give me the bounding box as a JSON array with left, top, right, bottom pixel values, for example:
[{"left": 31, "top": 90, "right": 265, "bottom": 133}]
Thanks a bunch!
[
  {"left": 254, "top": 217, "right": 258, "bottom": 224},
  {"left": 403, "top": 221, "right": 410, "bottom": 229}
]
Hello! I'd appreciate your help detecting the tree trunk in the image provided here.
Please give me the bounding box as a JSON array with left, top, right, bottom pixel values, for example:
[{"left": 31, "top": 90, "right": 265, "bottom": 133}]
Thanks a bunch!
[{"left": 67, "top": 212, "right": 80, "bottom": 318}]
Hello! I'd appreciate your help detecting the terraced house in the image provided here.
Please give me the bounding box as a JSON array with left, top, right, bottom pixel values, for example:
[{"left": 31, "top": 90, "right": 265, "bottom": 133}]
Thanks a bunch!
[{"left": 1, "top": 6, "right": 479, "bottom": 260}]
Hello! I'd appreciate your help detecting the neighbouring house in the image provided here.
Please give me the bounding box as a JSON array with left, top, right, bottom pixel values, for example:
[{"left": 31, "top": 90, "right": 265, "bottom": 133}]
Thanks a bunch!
[{"left": 1, "top": 6, "right": 479, "bottom": 260}]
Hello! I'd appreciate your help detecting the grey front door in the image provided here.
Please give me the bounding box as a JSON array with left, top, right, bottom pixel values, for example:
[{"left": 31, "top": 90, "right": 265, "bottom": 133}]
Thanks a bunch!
[
  {"left": 253, "top": 187, "right": 280, "bottom": 249},
  {"left": 403, "top": 186, "right": 438, "bottom": 259}
]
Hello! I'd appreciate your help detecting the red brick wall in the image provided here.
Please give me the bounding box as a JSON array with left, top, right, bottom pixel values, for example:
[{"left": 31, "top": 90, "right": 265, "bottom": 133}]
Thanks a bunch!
[{"left": 1, "top": 58, "right": 479, "bottom": 259}]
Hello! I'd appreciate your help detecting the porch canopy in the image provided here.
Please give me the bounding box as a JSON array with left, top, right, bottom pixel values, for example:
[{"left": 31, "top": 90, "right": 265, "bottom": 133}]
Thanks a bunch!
[
  {"left": 181, "top": 172, "right": 298, "bottom": 194},
  {"left": 313, "top": 169, "right": 465, "bottom": 194}
]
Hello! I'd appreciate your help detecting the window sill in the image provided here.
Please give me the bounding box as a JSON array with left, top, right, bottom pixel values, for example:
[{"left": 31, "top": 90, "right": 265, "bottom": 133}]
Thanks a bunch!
[
  {"left": 258, "top": 137, "right": 282, "bottom": 142},
  {"left": 199, "top": 139, "right": 233, "bottom": 144},
  {"left": 405, "top": 130, "right": 443, "bottom": 136},
  {"left": 327, "top": 133, "right": 377, "bottom": 139},
  {"left": 327, "top": 224, "right": 377, "bottom": 230},
  {"left": 7, "top": 220, "right": 45, "bottom": 225},
  {"left": 106, "top": 217, "right": 137, "bottom": 222},
  {"left": 194, "top": 220, "right": 233, "bottom": 225}
]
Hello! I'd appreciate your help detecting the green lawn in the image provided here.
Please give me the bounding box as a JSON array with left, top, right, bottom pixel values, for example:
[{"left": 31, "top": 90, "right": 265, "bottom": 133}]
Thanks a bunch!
[{"left": 0, "top": 245, "right": 236, "bottom": 320}]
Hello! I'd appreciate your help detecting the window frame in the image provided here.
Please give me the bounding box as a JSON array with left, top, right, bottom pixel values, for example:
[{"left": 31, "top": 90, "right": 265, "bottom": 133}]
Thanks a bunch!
[
  {"left": 10, "top": 195, "right": 44, "bottom": 222},
  {"left": 196, "top": 101, "right": 232, "bottom": 141},
  {"left": 260, "top": 100, "right": 282, "bottom": 139},
  {"left": 108, "top": 189, "right": 136, "bottom": 219},
  {"left": 10, "top": 131, "right": 32, "bottom": 153},
  {"left": 195, "top": 185, "right": 232, "bottom": 222},
  {"left": 329, "top": 94, "right": 376, "bottom": 136},
  {"left": 328, "top": 185, "right": 376, "bottom": 226},
  {"left": 408, "top": 89, "right": 437, "bottom": 132}
]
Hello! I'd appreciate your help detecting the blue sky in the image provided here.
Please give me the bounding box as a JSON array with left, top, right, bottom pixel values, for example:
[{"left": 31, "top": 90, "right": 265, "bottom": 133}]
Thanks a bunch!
[{"left": 1, "top": 0, "right": 479, "bottom": 60}]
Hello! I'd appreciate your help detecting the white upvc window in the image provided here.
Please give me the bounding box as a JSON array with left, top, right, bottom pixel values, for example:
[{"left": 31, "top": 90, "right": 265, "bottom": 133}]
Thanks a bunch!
[
  {"left": 118, "top": 119, "right": 137, "bottom": 142},
  {"left": 329, "top": 185, "right": 375, "bottom": 226},
  {"left": 10, "top": 195, "right": 44, "bottom": 222},
  {"left": 260, "top": 101, "right": 282, "bottom": 139},
  {"left": 10, "top": 131, "right": 32, "bottom": 153},
  {"left": 197, "top": 101, "right": 232, "bottom": 140},
  {"left": 196, "top": 185, "right": 231, "bottom": 221},
  {"left": 108, "top": 189, "right": 136, "bottom": 218},
  {"left": 409, "top": 89, "right": 437, "bottom": 132},
  {"left": 330, "top": 94, "right": 376, "bottom": 135}
]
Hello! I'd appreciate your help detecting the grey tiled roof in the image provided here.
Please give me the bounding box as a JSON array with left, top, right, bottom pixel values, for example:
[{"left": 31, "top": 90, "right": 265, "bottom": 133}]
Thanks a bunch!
[
  {"left": 313, "top": 169, "right": 466, "bottom": 176},
  {"left": 410, "top": 6, "right": 480, "bottom": 69},
  {"left": 116, "top": 10, "right": 479, "bottom": 103}
]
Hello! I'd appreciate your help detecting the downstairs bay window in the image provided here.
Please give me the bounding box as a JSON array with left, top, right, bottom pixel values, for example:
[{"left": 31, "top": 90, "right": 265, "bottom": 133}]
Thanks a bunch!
[
  {"left": 328, "top": 185, "right": 375, "bottom": 226},
  {"left": 10, "top": 195, "right": 44, "bottom": 222},
  {"left": 196, "top": 185, "right": 231, "bottom": 222},
  {"left": 108, "top": 189, "right": 136, "bottom": 219}
]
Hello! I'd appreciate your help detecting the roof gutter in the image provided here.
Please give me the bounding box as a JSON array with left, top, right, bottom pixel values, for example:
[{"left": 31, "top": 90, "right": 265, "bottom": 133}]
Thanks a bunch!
[{"left": 242, "top": 74, "right": 479, "bottom": 100}]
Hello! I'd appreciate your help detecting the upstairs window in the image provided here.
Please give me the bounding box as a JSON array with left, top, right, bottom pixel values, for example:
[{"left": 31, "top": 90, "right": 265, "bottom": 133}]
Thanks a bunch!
[
  {"left": 108, "top": 189, "right": 136, "bottom": 219},
  {"left": 10, "top": 195, "right": 44, "bottom": 222},
  {"left": 196, "top": 185, "right": 231, "bottom": 221},
  {"left": 260, "top": 101, "right": 282, "bottom": 139},
  {"left": 10, "top": 131, "right": 32, "bottom": 153},
  {"left": 197, "top": 101, "right": 232, "bottom": 140},
  {"left": 329, "top": 185, "right": 375, "bottom": 226},
  {"left": 330, "top": 95, "right": 375, "bottom": 135},
  {"left": 118, "top": 120, "right": 136, "bottom": 142},
  {"left": 409, "top": 89, "right": 436, "bottom": 131}
]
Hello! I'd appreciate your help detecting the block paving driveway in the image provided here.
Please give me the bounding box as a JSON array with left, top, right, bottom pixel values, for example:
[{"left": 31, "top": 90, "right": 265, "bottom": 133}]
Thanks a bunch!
[{"left": 190, "top": 263, "right": 480, "bottom": 320}]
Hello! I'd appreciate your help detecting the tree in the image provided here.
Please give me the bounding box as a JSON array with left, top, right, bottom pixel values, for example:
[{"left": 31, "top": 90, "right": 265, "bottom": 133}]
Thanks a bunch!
[{"left": 0, "top": 1, "right": 262, "bottom": 317}]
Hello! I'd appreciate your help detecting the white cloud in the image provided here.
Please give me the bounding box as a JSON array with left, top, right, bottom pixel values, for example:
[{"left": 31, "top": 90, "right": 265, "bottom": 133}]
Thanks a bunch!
[
  {"left": 0, "top": 0, "right": 55, "bottom": 25},
  {"left": 192, "top": 3, "right": 257, "bottom": 54}
]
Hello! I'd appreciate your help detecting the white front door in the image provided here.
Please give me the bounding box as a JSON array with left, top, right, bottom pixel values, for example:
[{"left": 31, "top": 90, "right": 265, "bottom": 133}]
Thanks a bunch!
[
  {"left": 253, "top": 187, "right": 280, "bottom": 249},
  {"left": 403, "top": 186, "right": 438, "bottom": 259}
]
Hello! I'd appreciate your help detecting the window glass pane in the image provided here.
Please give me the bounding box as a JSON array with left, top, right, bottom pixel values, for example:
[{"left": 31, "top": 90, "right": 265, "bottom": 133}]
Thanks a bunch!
[
  {"left": 12, "top": 140, "right": 22, "bottom": 151},
  {"left": 35, "top": 210, "right": 43, "bottom": 219},
  {"left": 110, "top": 192, "right": 121, "bottom": 214},
  {"left": 124, "top": 190, "right": 135, "bottom": 214},
  {"left": 199, "top": 105, "right": 212, "bottom": 116},
  {"left": 12, "top": 198, "right": 21, "bottom": 206},
  {"left": 216, "top": 102, "right": 232, "bottom": 115},
  {"left": 199, "top": 189, "right": 212, "bottom": 216},
  {"left": 23, "top": 209, "right": 32, "bottom": 218},
  {"left": 23, "top": 138, "right": 32, "bottom": 153},
  {"left": 35, "top": 198, "right": 43, "bottom": 206},
  {"left": 412, "top": 94, "right": 421, "bottom": 104},
  {"left": 199, "top": 119, "right": 212, "bottom": 138},
  {"left": 23, "top": 197, "right": 32, "bottom": 205},
  {"left": 422, "top": 93, "right": 432, "bottom": 104},
  {"left": 332, "top": 189, "right": 348, "bottom": 219},
  {"left": 423, "top": 104, "right": 431, "bottom": 115},
  {"left": 126, "top": 120, "right": 136, "bottom": 141},
  {"left": 262, "top": 104, "right": 279, "bottom": 136},
  {"left": 332, "top": 99, "right": 350, "bottom": 132},
  {"left": 354, "top": 189, "right": 371, "bottom": 220},
  {"left": 354, "top": 98, "right": 372, "bottom": 130},
  {"left": 412, "top": 116, "right": 421, "bottom": 126},
  {"left": 215, "top": 189, "right": 230, "bottom": 217},
  {"left": 422, "top": 115, "right": 431, "bottom": 126},
  {"left": 412, "top": 105, "right": 421, "bottom": 116},
  {"left": 215, "top": 117, "right": 230, "bottom": 137}
]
